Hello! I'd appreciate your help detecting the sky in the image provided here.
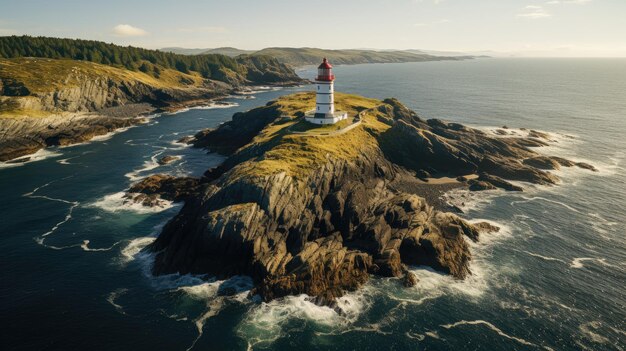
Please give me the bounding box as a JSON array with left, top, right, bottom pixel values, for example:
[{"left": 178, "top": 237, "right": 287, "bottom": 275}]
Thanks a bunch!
[{"left": 1, "top": 0, "right": 625, "bottom": 57}]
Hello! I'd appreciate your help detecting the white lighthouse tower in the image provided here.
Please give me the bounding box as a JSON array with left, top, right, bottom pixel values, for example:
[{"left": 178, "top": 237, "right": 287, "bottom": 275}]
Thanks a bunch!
[{"left": 305, "top": 58, "right": 348, "bottom": 125}]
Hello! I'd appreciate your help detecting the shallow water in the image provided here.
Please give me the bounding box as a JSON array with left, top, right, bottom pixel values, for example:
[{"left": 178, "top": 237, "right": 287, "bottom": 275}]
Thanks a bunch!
[{"left": 1, "top": 59, "right": 625, "bottom": 350}]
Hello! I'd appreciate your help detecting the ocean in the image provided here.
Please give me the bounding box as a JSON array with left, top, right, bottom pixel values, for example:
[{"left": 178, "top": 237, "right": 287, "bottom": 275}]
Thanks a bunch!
[{"left": 1, "top": 58, "right": 624, "bottom": 350}]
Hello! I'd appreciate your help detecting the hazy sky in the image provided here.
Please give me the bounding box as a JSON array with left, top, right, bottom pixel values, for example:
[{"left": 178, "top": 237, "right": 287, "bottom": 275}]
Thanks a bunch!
[{"left": 1, "top": 0, "right": 625, "bottom": 57}]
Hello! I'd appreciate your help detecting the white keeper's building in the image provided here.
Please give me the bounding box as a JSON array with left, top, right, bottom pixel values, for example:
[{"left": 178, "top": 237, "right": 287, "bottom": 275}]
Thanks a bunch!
[{"left": 305, "top": 58, "right": 348, "bottom": 125}]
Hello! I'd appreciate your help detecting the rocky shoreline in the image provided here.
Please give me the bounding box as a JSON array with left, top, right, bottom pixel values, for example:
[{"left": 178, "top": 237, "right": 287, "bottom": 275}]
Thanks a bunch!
[
  {"left": 121, "top": 92, "right": 597, "bottom": 306},
  {"left": 0, "top": 84, "right": 301, "bottom": 163},
  {"left": 1, "top": 55, "right": 305, "bottom": 163},
  {"left": 0, "top": 106, "right": 148, "bottom": 162}
]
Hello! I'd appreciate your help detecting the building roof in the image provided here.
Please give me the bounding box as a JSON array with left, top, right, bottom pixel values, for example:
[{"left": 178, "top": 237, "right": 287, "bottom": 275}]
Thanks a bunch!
[{"left": 318, "top": 57, "right": 332, "bottom": 69}]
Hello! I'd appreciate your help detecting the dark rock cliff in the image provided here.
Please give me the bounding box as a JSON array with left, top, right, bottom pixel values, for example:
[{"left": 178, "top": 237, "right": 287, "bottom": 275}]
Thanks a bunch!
[{"left": 132, "top": 92, "right": 595, "bottom": 305}]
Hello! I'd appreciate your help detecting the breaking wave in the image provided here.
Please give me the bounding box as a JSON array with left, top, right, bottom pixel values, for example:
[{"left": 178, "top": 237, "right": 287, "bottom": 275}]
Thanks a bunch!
[
  {"left": 237, "top": 287, "right": 374, "bottom": 350},
  {"left": 166, "top": 102, "right": 239, "bottom": 115},
  {"left": 0, "top": 148, "right": 62, "bottom": 169},
  {"left": 441, "top": 320, "right": 540, "bottom": 347},
  {"left": 89, "top": 192, "right": 176, "bottom": 214}
]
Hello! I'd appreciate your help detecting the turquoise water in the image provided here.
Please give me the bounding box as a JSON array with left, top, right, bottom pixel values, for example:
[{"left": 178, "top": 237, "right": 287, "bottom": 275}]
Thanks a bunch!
[{"left": 1, "top": 59, "right": 625, "bottom": 350}]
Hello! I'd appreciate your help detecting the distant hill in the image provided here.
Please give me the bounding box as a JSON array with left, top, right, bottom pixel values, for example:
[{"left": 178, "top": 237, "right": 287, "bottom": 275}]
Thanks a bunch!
[
  {"left": 160, "top": 47, "right": 215, "bottom": 55},
  {"left": 203, "top": 47, "right": 254, "bottom": 57},
  {"left": 251, "top": 47, "right": 462, "bottom": 67},
  {"left": 404, "top": 49, "right": 492, "bottom": 59},
  {"left": 161, "top": 47, "right": 253, "bottom": 57},
  {"left": 160, "top": 46, "right": 474, "bottom": 67},
  {"left": 0, "top": 36, "right": 298, "bottom": 84}
]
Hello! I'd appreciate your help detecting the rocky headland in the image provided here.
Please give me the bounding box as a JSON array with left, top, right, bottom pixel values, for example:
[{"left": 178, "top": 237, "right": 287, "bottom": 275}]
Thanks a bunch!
[
  {"left": 0, "top": 57, "right": 303, "bottom": 162},
  {"left": 126, "top": 92, "right": 595, "bottom": 305}
]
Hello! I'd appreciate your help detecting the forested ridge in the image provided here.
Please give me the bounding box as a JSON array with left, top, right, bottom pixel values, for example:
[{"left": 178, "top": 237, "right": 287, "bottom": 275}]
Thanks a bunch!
[{"left": 0, "top": 35, "right": 296, "bottom": 83}]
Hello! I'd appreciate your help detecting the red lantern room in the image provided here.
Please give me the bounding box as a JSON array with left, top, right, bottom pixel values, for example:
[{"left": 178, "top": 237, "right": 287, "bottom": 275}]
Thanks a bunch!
[{"left": 316, "top": 58, "right": 335, "bottom": 81}]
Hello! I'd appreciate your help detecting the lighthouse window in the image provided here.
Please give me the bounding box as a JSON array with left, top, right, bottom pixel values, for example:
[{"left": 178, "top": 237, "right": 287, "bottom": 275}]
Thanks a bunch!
[{"left": 317, "top": 86, "right": 319, "bottom": 90}]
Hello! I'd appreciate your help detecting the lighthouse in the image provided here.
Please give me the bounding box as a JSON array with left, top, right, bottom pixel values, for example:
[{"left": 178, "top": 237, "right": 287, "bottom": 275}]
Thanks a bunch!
[{"left": 305, "top": 58, "right": 348, "bottom": 125}]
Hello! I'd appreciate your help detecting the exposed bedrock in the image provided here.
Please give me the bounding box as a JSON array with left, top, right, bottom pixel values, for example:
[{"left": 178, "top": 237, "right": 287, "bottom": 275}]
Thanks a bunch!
[
  {"left": 136, "top": 92, "right": 594, "bottom": 305},
  {"left": 149, "top": 155, "right": 495, "bottom": 304}
]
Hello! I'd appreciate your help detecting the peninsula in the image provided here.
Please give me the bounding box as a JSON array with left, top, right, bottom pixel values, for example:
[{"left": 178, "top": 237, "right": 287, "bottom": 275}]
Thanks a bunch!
[{"left": 127, "top": 91, "right": 596, "bottom": 305}]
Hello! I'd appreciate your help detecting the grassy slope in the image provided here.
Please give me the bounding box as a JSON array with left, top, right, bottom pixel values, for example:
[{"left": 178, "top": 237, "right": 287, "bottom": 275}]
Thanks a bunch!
[
  {"left": 0, "top": 57, "right": 210, "bottom": 118},
  {"left": 226, "top": 92, "right": 391, "bottom": 181},
  {"left": 1, "top": 57, "right": 205, "bottom": 93}
]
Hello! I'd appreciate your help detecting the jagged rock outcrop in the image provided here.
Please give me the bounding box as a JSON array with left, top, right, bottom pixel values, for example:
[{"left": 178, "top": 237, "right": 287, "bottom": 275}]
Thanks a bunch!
[
  {"left": 377, "top": 98, "right": 593, "bottom": 189},
  {"left": 134, "top": 92, "right": 594, "bottom": 305},
  {"left": 0, "top": 113, "right": 145, "bottom": 161},
  {"left": 128, "top": 174, "right": 200, "bottom": 201},
  {"left": 149, "top": 154, "right": 491, "bottom": 304}
]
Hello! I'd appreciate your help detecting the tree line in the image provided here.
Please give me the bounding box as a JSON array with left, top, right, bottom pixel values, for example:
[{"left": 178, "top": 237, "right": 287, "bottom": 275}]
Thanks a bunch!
[{"left": 0, "top": 35, "right": 248, "bottom": 80}]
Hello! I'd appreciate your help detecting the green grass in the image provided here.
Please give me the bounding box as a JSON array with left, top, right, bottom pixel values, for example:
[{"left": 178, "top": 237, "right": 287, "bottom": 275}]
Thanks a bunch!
[
  {"left": 0, "top": 57, "right": 206, "bottom": 94},
  {"left": 224, "top": 92, "right": 392, "bottom": 181},
  {"left": 289, "top": 118, "right": 352, "bottom": 133},
  {"left": 0, "top": 57, "right": 215, "bottom": 118}
]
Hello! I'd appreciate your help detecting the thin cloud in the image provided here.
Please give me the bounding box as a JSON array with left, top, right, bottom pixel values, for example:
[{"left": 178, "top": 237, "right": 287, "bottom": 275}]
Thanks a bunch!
[
  {"left": 112, "top": 24, "right": 148, "bottom": 37},
  {"left": 517, "top": 5, "right": 551, "bottom": 19}
]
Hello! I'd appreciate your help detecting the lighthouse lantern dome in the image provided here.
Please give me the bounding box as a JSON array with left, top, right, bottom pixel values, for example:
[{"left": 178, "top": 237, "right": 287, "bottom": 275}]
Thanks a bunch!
[{"left": 316, "top": 58, "right": 334, "bottom": 81}]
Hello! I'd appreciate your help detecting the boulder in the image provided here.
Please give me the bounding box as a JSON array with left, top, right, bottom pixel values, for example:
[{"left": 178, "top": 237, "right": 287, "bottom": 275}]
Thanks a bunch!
[
  {"left": 403, "top": 271, "right": 418, "bottom": 287},
  {"left": 158, "top": 155, "right": 180, "bottom": 165},
  {"left": 468, "top": 179, "right": 497, "bottom": 191}
]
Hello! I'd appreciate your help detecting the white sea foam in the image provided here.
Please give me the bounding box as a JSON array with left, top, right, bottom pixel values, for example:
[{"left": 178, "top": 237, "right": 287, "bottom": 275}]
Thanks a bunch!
[
  {"left": 520, "top": 250, "right": 567, "bottom": 264},
  {"left": 90, "top": 126, "right": 134, "bottom": 142},
  {"left": 570, "top": 257, "right": 617, "bottom": 269},
  {"left": 441, "top": 320, "right": 538, "bottom": 347},
  {"left": 56, "top": 157, "right": 77, "bottom": 165},
  {"left": 442, "top": 188, "right": 499, "bottom": 214},
  {"left": 119, "top": 236, "right": 156, "bottom": 265},
  {"left": 33, "top": 200, "right": 80, "bottom": 248},
  {"left": 169, "top": 139, "right": 192, "bottom": 148},
  {"left": 586, "top": 212, "right": 621, "bottom": 238},
  {"left": 80, "top": 239, "right": 120, "bottom": 252},
  {"left": 0, "top": 148, "right": 61, "bottom": 169},
  {"left": 89, "top": 192, "right": 176, "bottom": 214},
  {"left": 579, "top": 321, "right": 610, "bottom": 344},
  {"left": 405, "top": 331, "right": 426, "bottom": 340},
  {"left": 124, "top": 150, "right": 164, "bottom": 182},
  {"left": 235, "top": 86, "right": 282, "bottom": 96},
  {"left": 22, "top": 178, "right": 85, "bottom": 249},
  {"left": 237, "top": 287, "right": 373, "bottom": 349},
  {"left": 106, "top": 288, "right": 129, "bottom": 315},
  {"left": 407, "top": 264, "right": 489, "bottom": 299},
  {"left": 167, "top": 102, "right": 239, "bottom": 115},
  {"left": 511, "top": 195, "right": 583, "bottom": 215},
  {"left": 175, "top": 276, "right": 255, "bottom": 351},
  {"left": 117, "top": 218, "right": 170, "bottom": 266},
  {"left": 396, "top": 219, "right": 512, "bottom": 304},
  {"left": 469, "top": 219, "right": 514, "bottom": 245},
  {"left": 23, "top": 177, "right": 67, "bottom": 197}
]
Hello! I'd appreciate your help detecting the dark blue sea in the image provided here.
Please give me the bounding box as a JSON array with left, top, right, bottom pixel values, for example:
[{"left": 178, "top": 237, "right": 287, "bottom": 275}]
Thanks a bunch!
[{"left": 1, "top": 58, "right": 624, "bottom": 350}]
